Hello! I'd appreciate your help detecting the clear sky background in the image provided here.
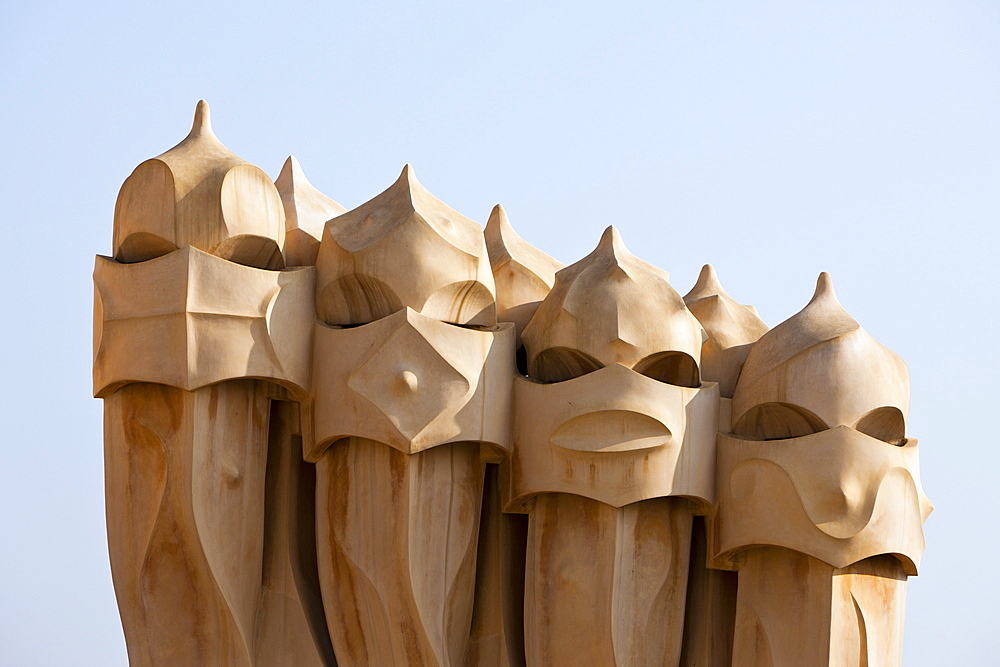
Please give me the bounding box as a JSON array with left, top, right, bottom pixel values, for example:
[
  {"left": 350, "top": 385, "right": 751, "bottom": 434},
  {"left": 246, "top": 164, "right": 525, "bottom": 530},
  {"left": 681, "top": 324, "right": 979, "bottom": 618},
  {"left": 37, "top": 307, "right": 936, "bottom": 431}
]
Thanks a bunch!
[{"left": 1, "top": 1, "right": 996, "bottom": 664}]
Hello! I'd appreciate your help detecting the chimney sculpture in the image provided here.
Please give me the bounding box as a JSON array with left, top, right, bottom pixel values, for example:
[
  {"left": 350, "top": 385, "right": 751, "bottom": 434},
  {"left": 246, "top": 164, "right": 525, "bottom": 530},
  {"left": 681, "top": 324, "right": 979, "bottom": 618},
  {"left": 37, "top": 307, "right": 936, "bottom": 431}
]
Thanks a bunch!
[
  {"left": 95, "top": 102, "right": 331, "bottom": 665},
  {"left": 306, "top": 166, "right": 515, "bottom": 665},
  {"left": 679, "top": 265, "right": 770, "bottom": 667},
  {"left": 95, "top": 104, "right": 930, "bottom": 667},
  {"left": 715, "top": 273, "right": 931, "bottom": 666},
  {"left": 508, "top": 227, "right": 718, "bottom": 666}
]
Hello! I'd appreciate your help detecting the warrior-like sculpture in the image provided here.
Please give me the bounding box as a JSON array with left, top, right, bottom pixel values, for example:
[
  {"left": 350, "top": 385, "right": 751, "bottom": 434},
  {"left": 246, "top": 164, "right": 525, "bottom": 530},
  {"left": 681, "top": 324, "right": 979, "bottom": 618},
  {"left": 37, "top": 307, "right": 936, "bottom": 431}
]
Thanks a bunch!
[
  {"left": 507, "top": 226, "right": 718, "bottom": 666},
  {"left": 715, "top": 273, "right": 931, "bottom": 666},
  {"left": 96, "top": 102, "right": 331, "bottom": 665},
  {"left": 95, "top": 104, "right": 930, "bottom": 667},
  {"left": 307, "top": 165, "right": 515, "bottom": 665}
]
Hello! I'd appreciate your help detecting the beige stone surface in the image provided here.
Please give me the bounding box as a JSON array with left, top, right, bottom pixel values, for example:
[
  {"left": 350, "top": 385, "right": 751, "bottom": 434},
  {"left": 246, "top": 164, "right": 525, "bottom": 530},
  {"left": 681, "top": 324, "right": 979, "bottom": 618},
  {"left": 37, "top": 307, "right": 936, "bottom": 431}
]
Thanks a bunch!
[
  {"left": 315, "top": 438, "right": 485, "bottom": 666},
  {"left": 716, "top": 273, "right": 932, "bottom": 667},
  {"left": 731, "top": 549, "right": 908, "bottom": 667},
  {"left": 679, "top": 517, "right": 737, "bottom": 667},
  {"left": 275, "top": 156, "right": 346, "bottom": 267},
  {"left": 315, "top": 165, "right": 496, "bottom": 326},
  {"left": 524, "top": 494, "right": 693, "bottom": 667},
  {"left": 507, "top": 365, "right": 718, "bottom": 511},
  {"left": 307, "top": 308, "right": 514, "bottom": 460},
  {"left": 307, "top": 164, "right": 509, "bottom": 666},
  {"left": 522, "top": 226, "right": 704, "bottom": 380},
  {"left": 104, "top": 382, "right": 331, "bottom": 666},
  {"left": 94, "top": 246, "right": 314, "bottom": 399},
  {"left": 97, "top": 103, "right": 931, "bottom": 666},
  {"left": 731, "top": 272, "right": 910, "bottom": 440},
  {"left": 484, "top": 204, "right": 564, "bottom": 339},
  {"left": 114, "top": 101, "right": 285, "bottom": 268},
  {"left": 510, "top": 226, "right": 713, "bottom": 666},
  {"left": 464, "top": 464, "right": 527, "bottom": 667},
  {"left": 684, "top": 264, "right": 769, "bottom": 399}
]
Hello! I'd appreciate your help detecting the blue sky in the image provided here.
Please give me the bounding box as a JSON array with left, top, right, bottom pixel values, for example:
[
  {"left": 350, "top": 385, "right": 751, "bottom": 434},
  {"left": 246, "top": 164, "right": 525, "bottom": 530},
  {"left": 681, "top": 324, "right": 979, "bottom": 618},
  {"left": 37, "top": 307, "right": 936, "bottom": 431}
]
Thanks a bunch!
[{"left": 2, "top": 2, "right": 997, "bottom": 664}]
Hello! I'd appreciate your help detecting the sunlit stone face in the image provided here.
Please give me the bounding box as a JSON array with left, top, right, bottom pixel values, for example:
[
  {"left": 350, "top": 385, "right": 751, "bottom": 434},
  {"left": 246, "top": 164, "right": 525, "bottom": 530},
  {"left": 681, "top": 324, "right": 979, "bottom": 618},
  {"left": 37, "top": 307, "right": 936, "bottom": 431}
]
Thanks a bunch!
[{"left": 717, "top": 273, "right": 931, "bottom": 572}]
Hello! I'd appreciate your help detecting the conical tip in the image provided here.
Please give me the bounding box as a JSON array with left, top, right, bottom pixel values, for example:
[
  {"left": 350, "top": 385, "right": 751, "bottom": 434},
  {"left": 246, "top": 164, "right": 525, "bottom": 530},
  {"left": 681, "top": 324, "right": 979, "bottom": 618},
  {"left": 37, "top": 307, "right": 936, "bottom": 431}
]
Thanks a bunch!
[
  {"left": 486, "top": 203, "right": 510, "bottom": 231},
  {"left": 277, "top": 155, "right": 308, "bottom": 188},
  {"left": 596, "top": 225, "right": 629, "bottom": 256},
  {"left": 808, "top": 271, "right": 838, "bottom": 306},
  {"left": 190, "top": 100, "right": 214, "bottom": 138},
  {"left": 697, "top": 264, "right": 722, "bottom": 291}
]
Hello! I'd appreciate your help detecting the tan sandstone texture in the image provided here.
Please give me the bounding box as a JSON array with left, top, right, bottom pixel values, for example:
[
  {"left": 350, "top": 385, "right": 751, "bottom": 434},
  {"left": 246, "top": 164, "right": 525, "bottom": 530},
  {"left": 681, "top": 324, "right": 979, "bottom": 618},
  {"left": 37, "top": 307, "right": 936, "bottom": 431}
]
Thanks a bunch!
[{"left": 96, "top": 102, "right": 930, "bottom": 667}]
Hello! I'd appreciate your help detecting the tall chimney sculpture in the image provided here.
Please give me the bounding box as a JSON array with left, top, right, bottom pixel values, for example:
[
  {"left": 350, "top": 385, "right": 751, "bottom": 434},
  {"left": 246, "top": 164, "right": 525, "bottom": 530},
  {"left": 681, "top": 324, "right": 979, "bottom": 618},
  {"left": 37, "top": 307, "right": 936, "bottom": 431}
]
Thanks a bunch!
[
  {"left": 508, "top": 227, "right": 717, "bottom": 666},
  {"left": 95, "top": 102, "right": 330, "bottom": 665},
  {"left": 95, "top": 104, "right": 930, "bottom": 667},
  {"left": 679, "top": 264, "right": 770, "bottom": 667},
  {"left": 307, "top": 165, "right": 515, "bottom": 665}
]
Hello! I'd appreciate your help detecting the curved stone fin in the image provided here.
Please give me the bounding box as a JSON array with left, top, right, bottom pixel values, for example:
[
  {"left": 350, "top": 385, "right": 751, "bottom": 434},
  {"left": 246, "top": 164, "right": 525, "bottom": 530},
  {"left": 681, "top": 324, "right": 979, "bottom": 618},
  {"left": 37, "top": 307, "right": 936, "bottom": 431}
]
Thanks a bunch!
[
  {"left": 684, "top": 265, "right": 769, "bottom": 398},
  {"left": 276, "top": 156, "right": 347, "bottom": 266},
  {"left": 484, "top": 204, "right": 564, "bottom": 339}
]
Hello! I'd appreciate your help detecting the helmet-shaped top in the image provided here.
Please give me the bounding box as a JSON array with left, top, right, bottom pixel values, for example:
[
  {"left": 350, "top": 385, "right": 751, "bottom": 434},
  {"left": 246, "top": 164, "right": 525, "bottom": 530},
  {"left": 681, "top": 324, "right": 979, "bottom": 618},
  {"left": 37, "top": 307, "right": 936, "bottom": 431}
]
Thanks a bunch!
[
  {"left": 113, "top": 101, "right": 285, "bottom": 268},
  {"left": 522, "top": 226, "right": 704, "bottom": 383},
  {"left": 484, "top": 204, "right": 564, "bottom": 338},
  {"left": 732, "top": 273, "right": 909, "bottom": 443},
  {"left": 315, "top": 165, "right": 496, "bottom": 326},
  {"left": 275, "top": 155, "right": 346, "bottom": 267}
]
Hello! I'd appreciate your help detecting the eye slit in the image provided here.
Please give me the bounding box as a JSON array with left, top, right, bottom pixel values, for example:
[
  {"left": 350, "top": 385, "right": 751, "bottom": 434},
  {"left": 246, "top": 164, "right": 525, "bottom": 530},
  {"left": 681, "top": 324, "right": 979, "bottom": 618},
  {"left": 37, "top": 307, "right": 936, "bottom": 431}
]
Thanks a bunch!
[
  {"left": 317, "top": 274, "right": 402, "bottom": 326},
  {"left": 515, "top": 345, "right": 529, "bottom": 376},
  {"left": 856, "top": 407, "right": 906, "bottom": 446},
  {"left": 733, "top": 402, "right": 828, "bottom": 441},
  {"left": 633, "top": 351, "right": 700, "bottom": 388},
  {"left": 530, "top": 347, "right": 603, "bottom": 382},
  {"left": 423, "top": 280, "right": 497, "bottom": 327}
]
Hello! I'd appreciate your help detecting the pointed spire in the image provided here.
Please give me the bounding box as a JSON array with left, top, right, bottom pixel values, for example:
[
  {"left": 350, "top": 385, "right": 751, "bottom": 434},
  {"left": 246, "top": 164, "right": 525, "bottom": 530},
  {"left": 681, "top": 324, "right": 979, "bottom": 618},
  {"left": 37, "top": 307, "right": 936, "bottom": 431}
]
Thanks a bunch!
[
  {"left": 276, "top": 154, "right": 305, "bottom": 187},
  {"left": 522, "top": 227, "right": 701, "bottom": 372},
  {"left": 684, "top": 264, "right": 729, "bottom": 303},
  {"left": 484, "top": 204, "right": 564, "bottom": 338},
  {"left": 187, "top": 100, "right": 216, "bottom": 140},
  {"left": 808, "top": 271, "right": 838, "bottom": 307},
  {"left": 596, "top": 225, "right": 628, "bottom": 257},
  {"left": 683, "top": 265, "right": 768, "bottom": 398},
  {"left": 276, "top": 156, "right": 346, "bottom": 267},
  {"left": 484, "top": 204, "right": 516, "bottom": 265}
]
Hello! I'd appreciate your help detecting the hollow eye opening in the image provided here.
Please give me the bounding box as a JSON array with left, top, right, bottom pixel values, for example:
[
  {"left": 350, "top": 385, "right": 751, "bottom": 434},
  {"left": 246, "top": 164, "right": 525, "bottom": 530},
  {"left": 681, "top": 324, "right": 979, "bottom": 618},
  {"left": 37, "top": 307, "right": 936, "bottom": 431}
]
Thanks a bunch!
[
  {"left": 856, "top": 407, "right": 906, "bottom": 446},
  {"left": 733, "top": 402, "right": 829, "bottom": 441},
  {"left": 516, "top": 345, "right": 529, "bottom": 377},
  {"left": 317, "top": 274, "right": 402, "bottom": 326},
  {"left": 633, "top": 351, "right": 700, "bottom": 388},
  {"left": 530, "top": 347, "right": 604, "bottom": 383}
]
